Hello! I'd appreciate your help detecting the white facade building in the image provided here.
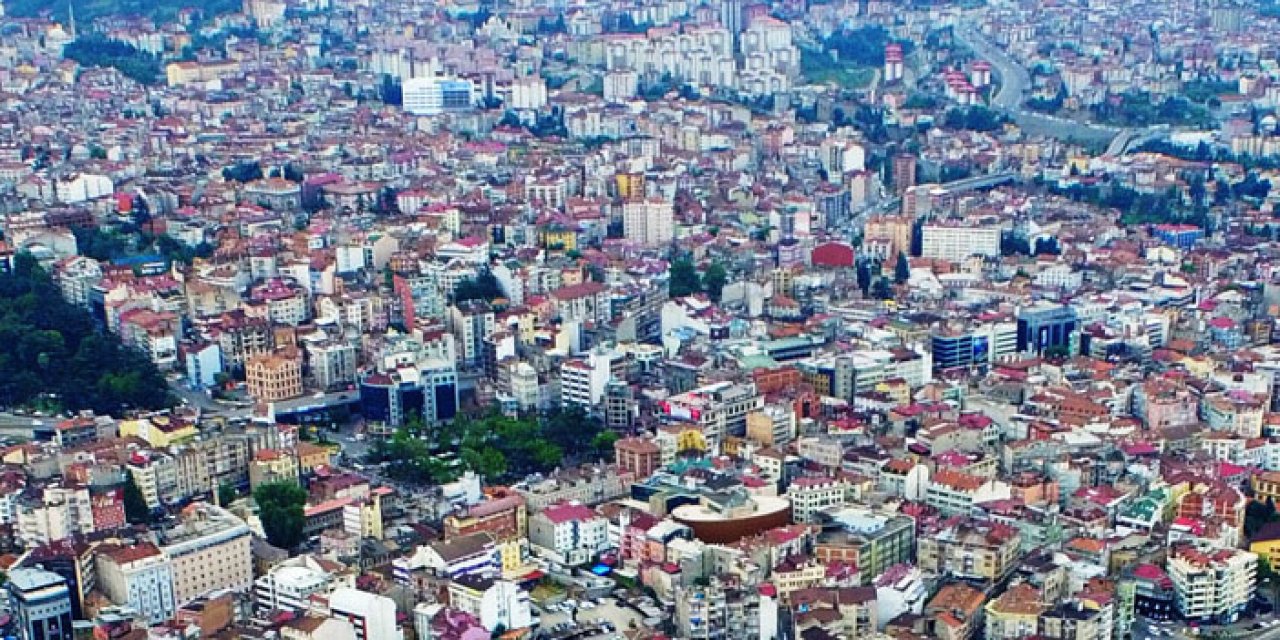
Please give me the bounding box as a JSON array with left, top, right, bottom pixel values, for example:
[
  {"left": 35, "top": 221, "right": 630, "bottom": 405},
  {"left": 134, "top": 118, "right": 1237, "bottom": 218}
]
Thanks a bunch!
[{"left": 921, "top": 225, "right": 1002, "bottom": 262}]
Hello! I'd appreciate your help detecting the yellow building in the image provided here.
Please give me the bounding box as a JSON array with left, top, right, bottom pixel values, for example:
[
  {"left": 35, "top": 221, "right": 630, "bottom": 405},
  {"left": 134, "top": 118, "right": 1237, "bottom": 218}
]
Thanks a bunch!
[
  {"left": 344, "top": 490, "right": 386, "bottom": 540},
  {"left": 984, "top": 583, "right": 1045, "bottom": 639},
  {"left": 616, "top": 173, "right": 646, "bottom": 200},
  {"left": 166, "top": 60, "right": 241, "bottom": 87},
  {"left": 538, "top": 225, "right": 577, "bottom": 252},
  {"left": 876, "top": 379, "right": 911, "bottom": 406},
  {"left": 246, "top": 348, "right": 303, "bottom": 402},
  {"left": 248, "top": 449, "right": 300, "bottom": 489},
  {"left": 675, "top": 427, "right": 707, "bottom": 453},
  {"left": 1250, "top": 523, "right": 1280, "bottom": 570},
  {"left": 497, "top": 538, "right": 525, "bottom": 574},
  {"left": 119, "top": 414, "right": 197, "bottom": 448},
  {"left": 1254, "top": 472, "right": 1280, "bottom": 504},
  {"left": 296, "top": 441, "right": 334, "bottom": 474}
]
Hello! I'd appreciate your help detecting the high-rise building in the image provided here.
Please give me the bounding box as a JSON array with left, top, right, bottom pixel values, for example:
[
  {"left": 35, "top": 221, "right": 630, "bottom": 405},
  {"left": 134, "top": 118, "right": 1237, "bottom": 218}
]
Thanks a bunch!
[
  {"left": 9, "top": 567, "right": 74, "bottom": 640},
  {"left": 329, "top": 588, "right": 400, "bottom": 640},
  {"left": 604, "top": 379, "right": 635, "bottom": 431},
  {"left": 1168, "top": 542, "right": 1255, "bottom": 624},
  {"left": 892, "top": 153, "right": 917, "bottom": 195},
  {"left": 94, "top": 542, "right": 176, "bottom": 625},
  {"left": 403, "top": 77, "right": 475, "bottom": 116},
  {"left": 1016, "top": 302, "right": 1079, "bottom": 356},
  {"left": 155, "top": 503, "right": 253, "bottom": 605},
  {"left": 622, "top": 198, "right": 674, "bottom": 247},
  {"left": 920, "top": 224, "right": 1001, "bottom": 263}
]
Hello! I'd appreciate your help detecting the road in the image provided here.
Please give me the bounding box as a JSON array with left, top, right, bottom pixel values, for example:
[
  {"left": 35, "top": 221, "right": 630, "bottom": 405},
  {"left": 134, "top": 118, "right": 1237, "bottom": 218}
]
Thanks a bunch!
[{"left": 953, "top": 23, "right": 1123, "bottom": 146}]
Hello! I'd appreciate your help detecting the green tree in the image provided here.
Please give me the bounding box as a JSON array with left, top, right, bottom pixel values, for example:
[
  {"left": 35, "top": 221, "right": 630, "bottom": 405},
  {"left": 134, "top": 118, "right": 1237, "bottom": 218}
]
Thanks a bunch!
[
  {"left": 63, "top": 36, "right": 162, "bottom": 85},
  {"left": 855, "top": 261, "right": 873, "bottom": 295},
  {"left": 1247, "top": 498, "right": 1279, "bottom": 538},
  {"left": 702, "top": 263, "right": 728, "bottom": 303},
  {"left": 254, "top": 480, "right": 307, "bottom": 550},
  {"left": 453, "top": 270, "right": 505, "bottom": 303},
  {"left": 0, "top": 255, "right": 172, "bottom": 413},
  {"left": 592, "top": 431, "right": 620, "bottom": 460},
  {"left": 218, "top": 482, "right": 238, "bottom": 507},
  {"left": 463, "top": 447, "right": 508, "bottom": 479},
  {"left": 668, "top": 257, "right": 702, "bottom": 298},
  {"left": 123, "top": 474, "right": 150, "bottom": 524},
  {"left": 894, "top": 253, "right": 910, "bottom": 284},
  {"left": 871, "top": 277, "right": 894, "bottom": 300}
]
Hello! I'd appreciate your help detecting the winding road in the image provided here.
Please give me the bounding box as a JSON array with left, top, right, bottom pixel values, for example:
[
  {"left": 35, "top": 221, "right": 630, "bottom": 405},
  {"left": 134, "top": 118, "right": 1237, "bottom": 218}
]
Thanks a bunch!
[{"left": 953, "top": 23, "right": 1135, "bottom": 149}]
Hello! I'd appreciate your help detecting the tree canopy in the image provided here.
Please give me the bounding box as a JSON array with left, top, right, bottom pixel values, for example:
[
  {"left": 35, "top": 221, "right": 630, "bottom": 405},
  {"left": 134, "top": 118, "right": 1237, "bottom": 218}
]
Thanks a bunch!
[
  {"left": 63, "top": 36, "right": 162, "bottom": 85},
  {"left": 821, "top": 25, "right": 913, "bottom": 67},
  {"left": 703, "top": 263, "right": 728, "bottom": 302},
  {"left": 254, "top": 480, "right": 307, "bottom": 550},
  {"left": 668, "top": 257, "right": 701, "bottom": 298},
  {"left": 0, "top": 254, "right": 173, "bottom": 413},
  {"left": 369, "top": 407, "right": 613, "bottom": 485},
  {"left": 453, "top": 269, "right": 505, "bottom": 303},
  {"left": 123, "top": 473, "right": 150, "bottom": 524}
]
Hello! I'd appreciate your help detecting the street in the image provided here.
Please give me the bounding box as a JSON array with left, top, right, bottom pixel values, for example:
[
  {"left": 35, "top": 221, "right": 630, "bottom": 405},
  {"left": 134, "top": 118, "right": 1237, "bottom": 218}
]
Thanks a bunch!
[{"left": 953, "top": 22, "right": 1123, "bottom": 146}]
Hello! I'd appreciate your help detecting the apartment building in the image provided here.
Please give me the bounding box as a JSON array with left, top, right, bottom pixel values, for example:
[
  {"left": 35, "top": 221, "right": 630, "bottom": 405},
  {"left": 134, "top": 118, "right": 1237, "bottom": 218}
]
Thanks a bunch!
[
  {"left": 926, "top": 469, "right": 1012, "bottom": 515},
  {"left": 918, "top": 519, "right": 1022, "bottom": 583},
  {"left": 155, "top": 503, "right": 253, "bottom": 604},
  {"left": 788, "top": 476, "right": 848, "bottom": 524},
  {"left": 445, "top": 576, "right": 532, "bottom": 633},
  {"left": 528, "top": 502, "right": 609, "bottom": 566},
  {"left": 673, "top": 580, "right": 779, "bottom": 640},
  {"left": 9, "top": 568, "right": 74, "bottom": 640},
  {"left": 329, "top": 588, "right": 399, "bottom": 640},
  {"left": 614, "top": 437, "right": 662, "bottom": 479},
  {"left": 984, "top": 583, "right": 1044, "bottom": 639},
  {"left": 622, "top": 198, "right": 674, "bottom": 246},
  {"left": 814, "top": 507, "right": 917, "bottom": 584},
  {"left": 95, "top": 542, "right": 176, "bottom": 624},
  {"left": 921, "top": 224, "right": 1001, "bottom": 262},
  {"left": 1167, "top": 543, "right": 1256, "bottom": 624},
  {"left": 515, "top": 464, "right": 634, "bottom": 512},
  {"left": 659, "top": 381, "right": 764, "bottom": 445},
  {"left": 253, "top": 555, "right": 338, "bottom": 613},
  {"left": 246, "top": 347, "right": 304, "bottom": 402}
]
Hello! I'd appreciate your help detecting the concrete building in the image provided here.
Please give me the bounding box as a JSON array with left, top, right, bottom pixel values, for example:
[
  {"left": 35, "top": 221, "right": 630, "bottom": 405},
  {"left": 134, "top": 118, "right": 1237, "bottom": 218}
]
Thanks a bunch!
[
  {"left": 246, "top": 347, "right": 304, "bottom": 402},
  {"left": 917, "top": 519, "right": 1021, "bottom": 583},
  {"left": 659, "top": 381, "right": 764, "bottom": 445},
  {"left": 329, "top": 587, "right": 400, "bottom": 640},
  {"left": 673, "top": 580, "right": 779, "bottom": 640},
  {"left": 1016, "top": 302, "right": 1079, "bottom": 356},
  {"left": 254, "top": 556, "right": 338, "bottom": 613},
  {"left": 622, "top": 198, "right": 674, "bottom": 246},
  {"left": 921, "top": 224, "right": 1001, "bottom": 262},
  {"left": 788, "top": 476, "right": 848, "bottom": 524},
  {"left": 1168, "top": 543, "right": 1256, "bottom": 624},
  {"left": 95, "top": 542, "right": 176, "bottom": 624},
  {"left": 9, "top": 568, "right": 73, "bottom": 640},
  {"left": 445, "top": 576, "right": 532, "bottom": 633},
  {"left": 528, "top": 502, "right": 609, "bottom": 566},
  {"left": 925, "top": 469, "right": 1012, "bottom": 515},
  {"left": 560, "top": 357, "right": 612, "bottom": 410},
  {"left": 615, "top": 437, "right": 662, "bottom": 479},
  {"left": 449, "top": 301, "right": 495, "bottom": 369},
  {"left": 249, "top": 449, "right": 300, "bottom": 490},
  {"left": 403, "top": 76, "right": 475, "bottom": 116},
  {"left": 156, "top": 503, "right": 253, "bottom": 604}
]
